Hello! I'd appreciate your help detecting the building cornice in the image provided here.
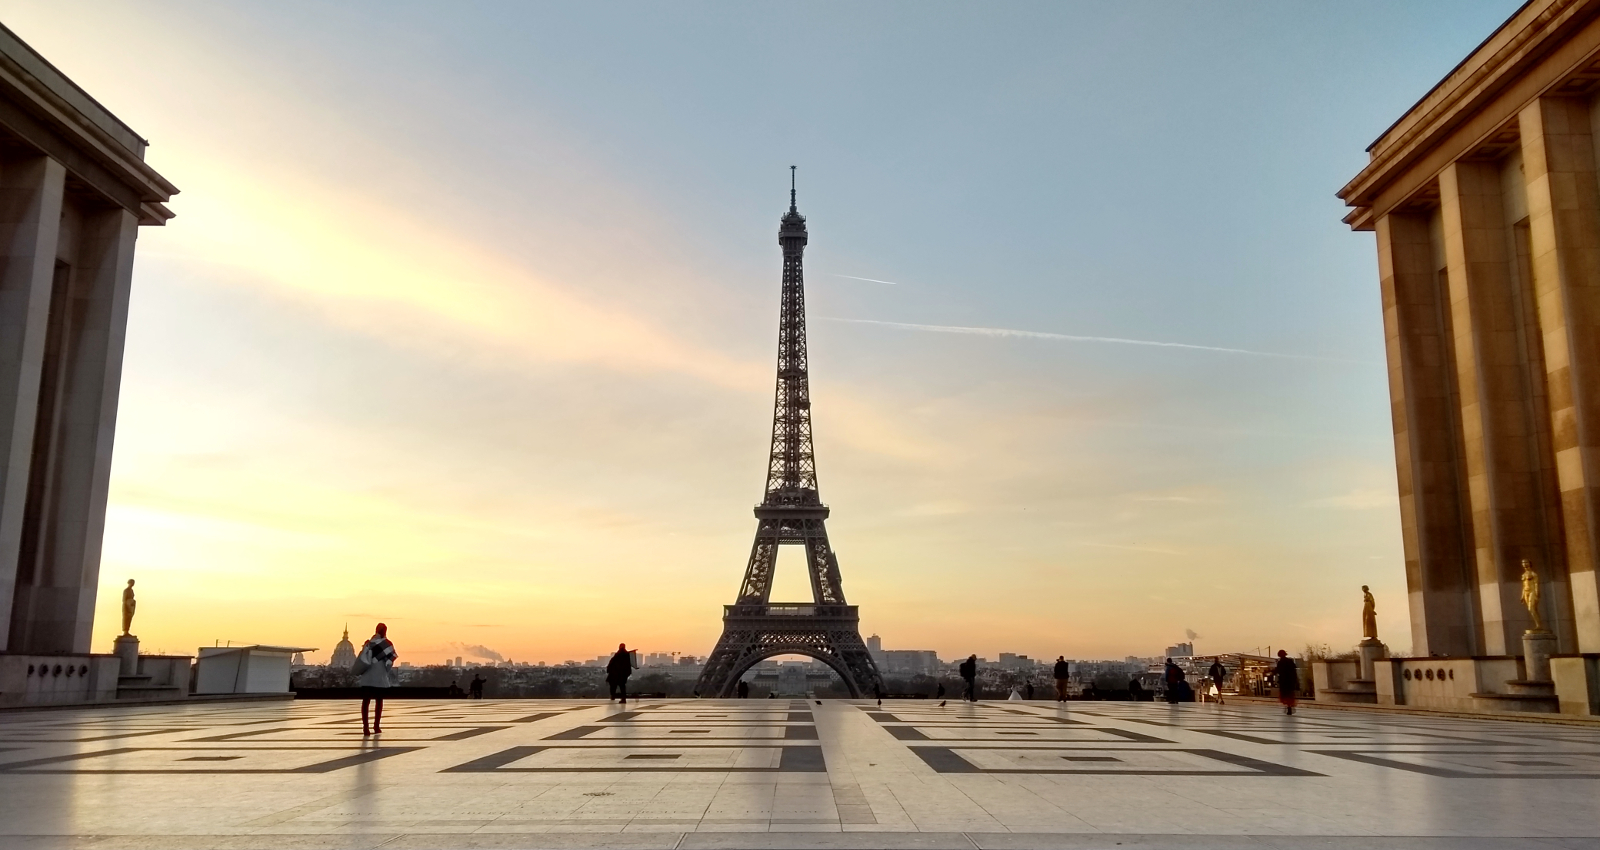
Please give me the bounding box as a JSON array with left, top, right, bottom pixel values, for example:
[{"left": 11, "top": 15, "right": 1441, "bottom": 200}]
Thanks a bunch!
[
  {"left": 0, "top": 23, "right": 176, "bottom": 224},
  {"left": 1339, "top": 0, "right": 1600, "bottom": 231}
]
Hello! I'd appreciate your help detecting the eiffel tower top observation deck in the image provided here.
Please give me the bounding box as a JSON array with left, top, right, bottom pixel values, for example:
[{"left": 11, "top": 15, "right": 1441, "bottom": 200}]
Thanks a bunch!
[{"left": 764, "top": 166, "right": 824, "bottom": 512}]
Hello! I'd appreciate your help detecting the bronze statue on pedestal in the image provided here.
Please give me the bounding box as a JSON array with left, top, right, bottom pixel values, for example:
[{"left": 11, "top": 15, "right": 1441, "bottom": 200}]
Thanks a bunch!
[
  {"left": 1361, "top": 585, "right": 1377, "bottom": 640},
  {"left": 1520, "top": 560, "right": 1545, "bottom": 633},
  {"left": 121, "top": 579, "right": 136, "bottom": 636}
]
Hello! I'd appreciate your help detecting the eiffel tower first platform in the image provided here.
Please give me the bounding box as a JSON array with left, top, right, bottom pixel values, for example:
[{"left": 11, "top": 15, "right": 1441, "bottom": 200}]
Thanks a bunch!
[{"left": 695, "top": 170, "right": 883, "bottom": 699}]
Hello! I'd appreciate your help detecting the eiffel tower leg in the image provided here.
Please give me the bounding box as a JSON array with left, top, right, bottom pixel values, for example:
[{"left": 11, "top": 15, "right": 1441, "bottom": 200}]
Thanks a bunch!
[
  {"left": 695, "top": 628, "right": 756, "bottom": 698},
  {"left": 802, "top": 520, "right": 845, "bottom": 605},
  {"left": 829, "top": 630, "right": 882, "bottom": 696},
  {"left": 695, "top": 613, "right": 884, "bottom": 699},
  {"left": 736, "top": 528, "right": 779, "bottom": 605}
]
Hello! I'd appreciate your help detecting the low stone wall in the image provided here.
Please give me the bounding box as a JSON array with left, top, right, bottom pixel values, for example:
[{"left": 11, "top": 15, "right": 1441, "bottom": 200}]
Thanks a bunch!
[
  {"left": 1312, "top": 659, "right": 1360, "bottom": 694},
  {"left": 0, "top": 654, "right": 120, "bottom": 707},
  {"left": 1377, "top": 657, "right": 1521, "bottom": 712},
  {"left": 1551, "top": 654, "right": 1600, "bottom": 716},
  {"left": 138, "top": 655, "right": 191, "bottom": 690},
  {"left": 1312, "top": 655, "right": 1600, "bottom": 717}
]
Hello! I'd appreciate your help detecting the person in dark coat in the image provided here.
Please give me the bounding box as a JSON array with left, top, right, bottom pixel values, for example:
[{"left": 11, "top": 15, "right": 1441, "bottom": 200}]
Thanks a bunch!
[
  {"left": 606, "top": 643, "right": 635, "bottom": 705},
  {"left": 959, "top": 655, "right": 978, "bottom": 702},
  {"left": 1053, "top": 656, "right": 1071, "bottom": 702},
  {"left": 1207, "top": 657, "right": 1226, "bottom": 704},
  {"left": 469, "top": 674, "right": 486, "bottom": 699},
  {"left": 1275, "top": 650, "right": 1300, "bottom": 715},
  {"left": 936, "top": 682, "right": 946, "bottom": 706},
  {"left": 1163, "top": 658, "right": 1185, "bottom": 704},
  {"left": 1128, "top": 677, "right": 1145, "bottom": 701},
  {"left": 1203, "top": 659, "right": 1228, "bottom": 704},
  {"left": 736, "top": 679, "right": 750, "bottom": 699}
]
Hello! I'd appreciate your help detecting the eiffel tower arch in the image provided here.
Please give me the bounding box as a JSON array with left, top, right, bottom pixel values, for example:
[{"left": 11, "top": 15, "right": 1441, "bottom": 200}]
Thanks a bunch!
[{"left": 696, "top": 169, "right": 883, "bottom": 699}]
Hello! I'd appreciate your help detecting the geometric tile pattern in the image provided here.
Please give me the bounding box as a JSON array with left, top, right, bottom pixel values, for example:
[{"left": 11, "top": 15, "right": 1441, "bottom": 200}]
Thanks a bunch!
[{"left": 2, "top": 697, "right": 1600, "bottom": 847}]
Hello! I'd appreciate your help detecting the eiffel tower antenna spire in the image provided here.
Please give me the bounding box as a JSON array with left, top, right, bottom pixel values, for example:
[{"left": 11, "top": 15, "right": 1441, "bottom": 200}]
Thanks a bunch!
[{"left": 695, "top": 171, "right": 883, "bottom": 699}]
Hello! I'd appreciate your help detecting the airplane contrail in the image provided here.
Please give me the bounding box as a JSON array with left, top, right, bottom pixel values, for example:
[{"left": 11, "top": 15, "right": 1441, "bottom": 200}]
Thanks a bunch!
[
  {"left": 820, "top": 317, "right": 1370, "bottom": 364},
  {"left": 829, "top": 273, "right": 899, "bottom": 285}
]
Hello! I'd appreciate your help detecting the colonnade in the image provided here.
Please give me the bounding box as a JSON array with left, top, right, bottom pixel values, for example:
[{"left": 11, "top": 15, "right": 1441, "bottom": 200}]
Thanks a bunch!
[
  {"left": 0, "top": 152, "right": 140, "bottom": 653},
  {"left": 1380, "top": 93, "right": 1600, "bottom": 657}
]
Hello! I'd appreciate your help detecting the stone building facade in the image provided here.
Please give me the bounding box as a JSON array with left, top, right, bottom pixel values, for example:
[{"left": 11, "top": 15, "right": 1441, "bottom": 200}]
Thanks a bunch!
[
  {"left": 0, "top": 24, "right": 175, "bottom": 654},
  {"left": 1342, "top": 0, "right": 1600, "bottom": 659}
]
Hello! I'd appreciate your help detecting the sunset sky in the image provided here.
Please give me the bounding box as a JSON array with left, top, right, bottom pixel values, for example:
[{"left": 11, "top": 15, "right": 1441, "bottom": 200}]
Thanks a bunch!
[{"left": 5, "top": 1, "right": 1521, "bottom": 665}]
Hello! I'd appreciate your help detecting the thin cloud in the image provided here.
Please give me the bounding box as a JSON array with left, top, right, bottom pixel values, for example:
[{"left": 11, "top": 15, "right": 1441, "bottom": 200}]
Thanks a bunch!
[
  {"left": 1310, "top": 489, "right": 1397, "bottom": 510},
  {"left": 823, "top": 317, "right": 1370, "bottom": 364},
  {"left": 828, "top": 273, "right": 900, "bottom": 285},
  {"left": 1075, "top": 541, "right": 1186, "bottom": 556}
]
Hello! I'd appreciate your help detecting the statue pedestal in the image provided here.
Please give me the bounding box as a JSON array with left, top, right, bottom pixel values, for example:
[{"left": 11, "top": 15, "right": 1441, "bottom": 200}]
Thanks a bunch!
[
  {"left": 1523, "top": 630, "right": 1557, "bottom": 683},
  {"left": 113, "top": 634, "right": 139, "bottom": 676},
  {"left": 1358, "top": 637, "right": 1388, "bottom": 681}
]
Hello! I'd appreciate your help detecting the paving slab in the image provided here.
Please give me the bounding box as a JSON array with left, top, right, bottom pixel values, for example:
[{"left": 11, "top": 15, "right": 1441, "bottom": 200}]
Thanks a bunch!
[{"left": 3, "top": 698, "right": 1600, "bottom": 849}]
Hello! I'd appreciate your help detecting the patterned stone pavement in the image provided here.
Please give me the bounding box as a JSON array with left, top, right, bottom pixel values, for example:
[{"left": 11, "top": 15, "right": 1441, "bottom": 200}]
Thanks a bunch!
[{"left": 1, "top": 697, "right": 1599, "bottom": 848}]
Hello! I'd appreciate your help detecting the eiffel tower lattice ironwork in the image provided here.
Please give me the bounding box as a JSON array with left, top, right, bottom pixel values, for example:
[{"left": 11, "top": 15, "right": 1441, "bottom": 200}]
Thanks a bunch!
[{"left": 695, "top": 169, "right": 883, "bottom": 699}]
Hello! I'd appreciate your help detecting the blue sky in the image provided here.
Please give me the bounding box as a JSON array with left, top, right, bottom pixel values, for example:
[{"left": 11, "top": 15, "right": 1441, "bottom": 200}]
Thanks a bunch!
[{"left": 2, "top": 1, "right": 1520, "bottom": 663}]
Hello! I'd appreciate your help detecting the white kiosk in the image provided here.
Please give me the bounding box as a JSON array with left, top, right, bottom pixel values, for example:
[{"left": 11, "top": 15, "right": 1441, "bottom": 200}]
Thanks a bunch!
[{"left": 195, "top": 645, "right": 316, "bottom": 695}]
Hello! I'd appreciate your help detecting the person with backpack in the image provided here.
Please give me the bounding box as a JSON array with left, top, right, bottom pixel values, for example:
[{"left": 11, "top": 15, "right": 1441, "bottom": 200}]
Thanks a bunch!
[
  {"left": 959, "top": 655, "right": 978, "bottom": 702},
  {"left": 606, "top": 643, "right": 635, "bottom": 705},
  {"left": 354, "top": 623, "right": 398, "bottom": 736},
  {"left": 1163, "top": 658, "right": 1189, "bottom": 704},
  {"left": 1053, "top": 656, "right": 1070, "bottom": 702}
]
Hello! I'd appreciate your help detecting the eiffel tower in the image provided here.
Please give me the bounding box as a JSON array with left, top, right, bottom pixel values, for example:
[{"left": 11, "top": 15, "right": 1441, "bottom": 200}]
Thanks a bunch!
[{"left": 695, "top": 169, "right": 883, "bottom": 699}]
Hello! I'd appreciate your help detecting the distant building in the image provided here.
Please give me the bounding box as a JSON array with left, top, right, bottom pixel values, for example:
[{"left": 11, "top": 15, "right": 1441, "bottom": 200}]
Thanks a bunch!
[
  {"left": 330, "top": 626, "right": 356, "bottom": 669},
  {"left": 997, "top": 653, "right": 1038, "bottom": 671},
  {"left": 863, "top": 634, "right": 939, "bottom": 677},
  {"left": 1164, "top": 643, "right": 1194, "bottom": 658}
]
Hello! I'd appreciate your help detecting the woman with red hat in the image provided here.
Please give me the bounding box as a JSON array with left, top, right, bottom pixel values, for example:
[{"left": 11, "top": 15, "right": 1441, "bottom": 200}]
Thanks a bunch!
[{"left": 1274, "top": 649, "right": 1299, "bottom": 716}]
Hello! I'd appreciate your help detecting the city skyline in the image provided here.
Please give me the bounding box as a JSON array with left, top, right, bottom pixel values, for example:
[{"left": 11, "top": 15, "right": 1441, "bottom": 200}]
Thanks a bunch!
[{"left": 0, "top": 1, "right": 1523, "bottom": 665}]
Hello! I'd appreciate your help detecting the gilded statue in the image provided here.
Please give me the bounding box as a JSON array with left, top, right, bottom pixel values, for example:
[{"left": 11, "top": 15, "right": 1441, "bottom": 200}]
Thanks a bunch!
[
  {"left": 1361, "top": 585, "right": 1377, "bottom": 640},
  {"left": 121, "top": 579, "right": 136, "bottom": 636},
  {"left": 1521, "top": 559, "right": 1545, "bottom": 632}
]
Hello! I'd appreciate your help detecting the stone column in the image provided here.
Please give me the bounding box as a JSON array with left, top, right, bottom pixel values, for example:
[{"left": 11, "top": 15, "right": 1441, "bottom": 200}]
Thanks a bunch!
[
  {"left": 1439, "top": 160, "right": 1568, "bottom": 654},
  {"left": 1377, "top": 210, "right": 1478, "bottom": 657},
  {"left": 1520, "top": 96, "right": 1600, "bottom": 652},
  {"left": 6, "top": 206, "right": 138, "bottom": 654},
  {"left": 0, "top": 155, "right": 64, "bottom": 653}
]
